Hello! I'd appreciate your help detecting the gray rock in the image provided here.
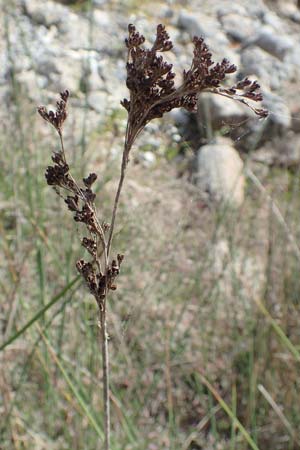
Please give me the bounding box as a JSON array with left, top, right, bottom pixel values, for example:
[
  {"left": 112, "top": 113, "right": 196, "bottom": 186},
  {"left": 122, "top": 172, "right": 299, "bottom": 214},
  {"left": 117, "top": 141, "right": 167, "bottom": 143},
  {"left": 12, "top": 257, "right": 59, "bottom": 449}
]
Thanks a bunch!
[
  {"left": 86, "top": 89, "right": 107, "bottom": 108},
  {"left": 251, "top": 27, "right": 294, "bottom": 60},
  {"left": 23, "top": 0, "right": 68, "bottom": 28},
  {"left": 16, "top": 70, "right": 48, "bottom": 101},
  {"left": 36, "top": 58, "right": 60, "bottom": 78},
  {"left": 87, "top": 91, "right": 108, "bottom": 116},
  {"left": 93, "top": 10, "right": 111, "bottom": 28},
  {"left": 241, "top": 0, "right": 267, "bottom": 17},
  {"left": 261, "top": 11, "right": 286, "bottom": 32},
  {"left": 287, "top": 10, "right": 300, "bottom": 23},
  {"left": 177, "top": 10, "right": 240, "bottom": 69},
  {"left": 241, "top": 46, "right": 292, "bottom": 90},
  {"left": 217, "top": 1, "right": 267, "bottom": 22},
  {"left": 168, "top": 109, "right": 190, "bottom": 128},
  {"left": 161, "top": 6, "right": 174, "bottom": 19},
  {"left": 177, "top": 10, "right": 229, "bottom": 46},
  {"left": 59, "top": 14, "right": 90, "bottom": 49},
  {"left": 177, "top": 11, "right": 204, "bottom": 38},
  {"left": 218, "top": 10, "right": 259, "bottom": 42},
  {"left": 285, "top": 43, "right": 300, "bottom": 77},
  {"left": 197, "top": 93, "right": 253, "bottom": 132},
  {"left": 272, "top": 131, "right": 300, "bottom": 169},
  {"left": 279, "top": 2, "right": 300, "bottom": 22},
  {"left": 234, "top": 90, "right": 292, "bottom": 151},
  {"left": 195, "top": 138, "right": 245, "bottom": 207},
  {"left": 136, "top": 151, "right": 157, "bottom": 168},
  {"left": 217, "top": 3, "right": 248, "bottom": 18},
  {"left": 262, "top": 91, "right": 291, "bottom": 131},
  {"left": 253, "top": 132, "right": 300, "bottom": 168},
  {"left": 0, "top": 85, "right": 9, "bottom": 108},
  {"left": 290, "top": 104, "right": 300, "bottom": 133},
  {"left": 78, "top": 51, "right": 105, "bottom": 92},
  {"left": 97, "top": 59, "right": 127, "bottom": 109},
  {"left": 45, "top": 52, "right": 84, "bottom": 93},
  {"left": 274, "top": 133, "right": 300, "bottom": 168}
]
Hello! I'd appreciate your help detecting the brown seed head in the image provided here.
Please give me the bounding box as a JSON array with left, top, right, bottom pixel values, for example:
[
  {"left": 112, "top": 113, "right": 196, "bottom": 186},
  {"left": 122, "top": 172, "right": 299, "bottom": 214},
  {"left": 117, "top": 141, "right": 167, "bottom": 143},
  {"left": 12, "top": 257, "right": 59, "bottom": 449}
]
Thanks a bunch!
[
  {"left": 121, "top": 25, "right": 268, "bottom": 140},
  {"left": 38, "top": 90, "right": 70, "bottom": 132}
]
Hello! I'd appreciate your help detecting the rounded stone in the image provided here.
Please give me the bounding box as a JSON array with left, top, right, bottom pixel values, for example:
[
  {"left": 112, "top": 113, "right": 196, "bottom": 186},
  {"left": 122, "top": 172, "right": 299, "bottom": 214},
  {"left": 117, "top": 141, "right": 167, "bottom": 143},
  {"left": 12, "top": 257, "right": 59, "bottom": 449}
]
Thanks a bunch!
[{"left": 195, "top": 139, "right": 245, "bottom": 208}]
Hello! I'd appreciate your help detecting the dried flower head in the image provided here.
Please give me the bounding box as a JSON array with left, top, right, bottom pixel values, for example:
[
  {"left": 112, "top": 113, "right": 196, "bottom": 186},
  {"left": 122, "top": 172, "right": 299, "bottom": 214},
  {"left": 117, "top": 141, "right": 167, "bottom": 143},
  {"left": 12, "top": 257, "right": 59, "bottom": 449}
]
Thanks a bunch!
[
  {"left": 121, "top": 24, "right": 268, "bottom": 156},
  {"left": 38, "top": 90, "right": 69, "bottom": 133},
  {"left": 38, "top": 88, "right": 126, "bottom": 307}
]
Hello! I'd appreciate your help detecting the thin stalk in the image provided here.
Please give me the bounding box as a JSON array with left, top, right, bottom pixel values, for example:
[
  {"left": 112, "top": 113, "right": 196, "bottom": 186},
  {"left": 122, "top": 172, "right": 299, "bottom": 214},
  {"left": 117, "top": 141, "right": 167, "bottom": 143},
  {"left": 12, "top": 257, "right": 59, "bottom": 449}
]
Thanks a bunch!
[
  {"left": 107, "top": 158, "right": 127, "bottom": 253},
  {"left": 100, "top": 306, "right": 110, "bottom": 450},
  {"left": 101, "top": 123, "right": 135, "bottom": 450},
  {"left": 58, "top": 126, "right": 112, "bottom": 448},
  {"left": 59, "top": 130, "right": 67, "bottom": 163},
  {"left": 101, "top": 241, "right": 110, "bottom": 450},
  {"left": 107, "top": 142, "right": 130, "bottom": 256}
]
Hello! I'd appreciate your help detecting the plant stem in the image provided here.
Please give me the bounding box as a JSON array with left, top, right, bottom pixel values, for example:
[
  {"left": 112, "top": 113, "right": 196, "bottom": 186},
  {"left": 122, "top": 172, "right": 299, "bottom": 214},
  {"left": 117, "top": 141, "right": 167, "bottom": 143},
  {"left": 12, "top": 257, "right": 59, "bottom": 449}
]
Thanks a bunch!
[
  {"left": 100, "top": 305, "right": 110, "bottom": 450},
  {"left": 107, "top": 145, "right": 129, "bottom": 256},
  {"left": 102, "top": 132, "right": 134, "bottom": 449}
]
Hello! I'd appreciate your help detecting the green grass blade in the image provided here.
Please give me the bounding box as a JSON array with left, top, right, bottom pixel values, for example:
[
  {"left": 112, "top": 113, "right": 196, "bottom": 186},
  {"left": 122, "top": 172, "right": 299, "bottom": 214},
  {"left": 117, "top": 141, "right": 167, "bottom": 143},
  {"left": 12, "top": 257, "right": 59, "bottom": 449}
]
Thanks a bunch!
[
  {"left": 110, "top": 387, "right": 138, "bottom": 444},
  {"left": 198, "top": 373, "right": 261, "bottom": 450},
  {"left": 38, "top": 327, "right": 104, "bottom": 440},
  {"left": 36, "top": 246, "right": 46, "bottom": 310},
  {"left": 0, "top": 275, "right": 81, "bottom": 351},
  {"left": 230, "top": 383, "right": 237, "bottom": 450},
  {"left": 255, "top": 298, "right": 300, "bottom": 362},
  {"left": 2, "top": 291, "right": 75, "bottom": 427}
]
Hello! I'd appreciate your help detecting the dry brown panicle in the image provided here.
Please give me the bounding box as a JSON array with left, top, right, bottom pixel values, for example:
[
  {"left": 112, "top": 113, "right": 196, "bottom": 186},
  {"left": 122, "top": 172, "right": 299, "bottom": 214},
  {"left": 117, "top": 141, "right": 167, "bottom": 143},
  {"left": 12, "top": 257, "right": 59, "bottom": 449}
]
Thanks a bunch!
[
  {"left": 38, "top": 89, "right": 69, "bottom": 133},
  {"left": 38, "top": 89, "right": 124, "bottom": 308},
  {"left": 121, "top": 24, "right": 267, "bottom": 161}
]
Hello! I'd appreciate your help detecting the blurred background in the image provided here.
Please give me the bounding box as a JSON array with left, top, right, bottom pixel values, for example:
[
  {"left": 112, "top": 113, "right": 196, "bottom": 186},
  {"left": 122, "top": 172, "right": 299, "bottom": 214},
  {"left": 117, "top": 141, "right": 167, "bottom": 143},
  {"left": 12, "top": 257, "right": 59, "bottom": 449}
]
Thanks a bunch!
[{"left": 1, "top": 0, "right": 300, "bottom": 449}]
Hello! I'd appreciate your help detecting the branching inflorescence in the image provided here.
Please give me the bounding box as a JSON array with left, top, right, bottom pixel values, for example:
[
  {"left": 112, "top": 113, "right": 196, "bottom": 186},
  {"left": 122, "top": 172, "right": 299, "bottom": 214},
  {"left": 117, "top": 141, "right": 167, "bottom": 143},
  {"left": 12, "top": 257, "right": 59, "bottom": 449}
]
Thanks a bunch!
[
  {"left": 38, "top": 24, "right": 267, "bottom": 450},
  {"left": 38, "top": 91, "right": 124, "bottom": 310},
  {"left": 121, "top": 25, "right": 267, "bottom": 155}
]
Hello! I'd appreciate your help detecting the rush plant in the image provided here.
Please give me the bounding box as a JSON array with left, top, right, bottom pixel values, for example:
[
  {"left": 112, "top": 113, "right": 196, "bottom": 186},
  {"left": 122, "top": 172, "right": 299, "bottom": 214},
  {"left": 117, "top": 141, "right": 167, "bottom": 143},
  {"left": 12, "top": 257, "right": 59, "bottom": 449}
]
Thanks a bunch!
[{"left": 38, "top": 24, "right": 267, "bottom": 449}]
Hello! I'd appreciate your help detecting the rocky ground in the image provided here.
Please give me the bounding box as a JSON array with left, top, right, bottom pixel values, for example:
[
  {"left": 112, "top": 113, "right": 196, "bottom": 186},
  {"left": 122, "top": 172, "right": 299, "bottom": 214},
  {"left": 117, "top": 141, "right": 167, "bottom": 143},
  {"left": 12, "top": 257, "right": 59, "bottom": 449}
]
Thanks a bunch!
[{"left": 2, "top": 0, "right": 300, "bottom": 195}]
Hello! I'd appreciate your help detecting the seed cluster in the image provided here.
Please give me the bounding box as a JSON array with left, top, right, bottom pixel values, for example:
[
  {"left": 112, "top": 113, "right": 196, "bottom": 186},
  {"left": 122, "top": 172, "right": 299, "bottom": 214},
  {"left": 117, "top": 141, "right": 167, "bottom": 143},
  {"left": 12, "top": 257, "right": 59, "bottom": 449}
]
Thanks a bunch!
[
  {"left": 121, "top": 24, "right": 267, "bottom": 152},
  {"left": 76, "top": 254, "right": 124, "bottom": 306},
  {"left": 38, "top": 91, "right": 124, "bottom": 309},
  {"left": 38, "top": 90, "right": 69, "bottom": 133}
]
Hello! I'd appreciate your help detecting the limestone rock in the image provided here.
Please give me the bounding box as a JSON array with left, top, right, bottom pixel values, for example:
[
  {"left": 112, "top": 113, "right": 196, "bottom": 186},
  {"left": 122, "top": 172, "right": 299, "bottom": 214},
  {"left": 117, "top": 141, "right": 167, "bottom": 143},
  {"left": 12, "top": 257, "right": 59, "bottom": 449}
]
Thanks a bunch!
[
  {"left": 241, "top": 46, "right": 293, "bottom": 90},
  {"left": 177, "top": 10, "right": 230, "bottom": 52},
  {"left": 262, "top": 91, "right": 291, "bottom": 131},
  {"left": 195, "top": 139, "right": 245, "bottom": 207},
  {"left": 251, "top": 26, "right": 294, "bottom": 60},
  {"left": 197, "top": 93, "right": 253, "bottom": 133},
  {"left": 23, "top": 0, "right": 68, "bottom": 28},
  {"left": 218, "top": 8, "right": 259, "bottom": 42}
]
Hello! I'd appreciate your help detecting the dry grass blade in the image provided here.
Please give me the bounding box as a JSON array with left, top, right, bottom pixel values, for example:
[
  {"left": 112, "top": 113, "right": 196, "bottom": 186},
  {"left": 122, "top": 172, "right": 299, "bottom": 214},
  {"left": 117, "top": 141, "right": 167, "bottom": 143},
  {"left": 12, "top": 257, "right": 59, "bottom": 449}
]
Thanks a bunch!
[
  {"left": 247, "top": 168, "right": 300, "bottom": 263},
  {"left": 198, "top": 373, "right": 261, "bottom": 450},
  {"left": 254, "top": 298, "right": 300, "bottom": 363},
  {"left": 258, "top": 384, "right": 298, "bottom": 443},
  {"left": 37, "top": 324, "right": 104, "bottom": 440}
]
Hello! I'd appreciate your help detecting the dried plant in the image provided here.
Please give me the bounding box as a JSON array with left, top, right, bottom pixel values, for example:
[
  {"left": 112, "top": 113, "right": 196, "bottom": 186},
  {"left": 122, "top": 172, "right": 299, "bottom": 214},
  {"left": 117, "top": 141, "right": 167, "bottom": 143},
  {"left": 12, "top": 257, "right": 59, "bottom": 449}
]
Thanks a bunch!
[{"left": 38, "top": 24, "right": 267, "bottom": 449}]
